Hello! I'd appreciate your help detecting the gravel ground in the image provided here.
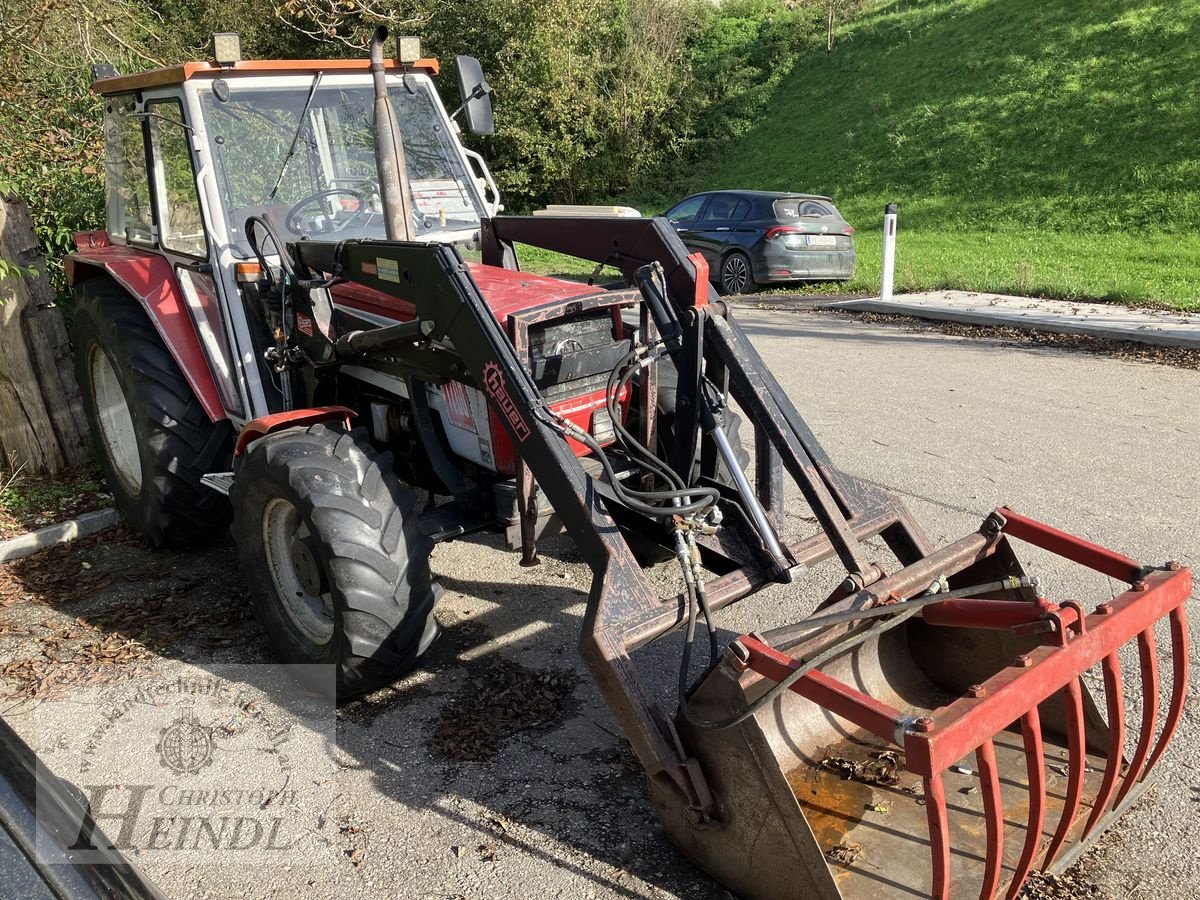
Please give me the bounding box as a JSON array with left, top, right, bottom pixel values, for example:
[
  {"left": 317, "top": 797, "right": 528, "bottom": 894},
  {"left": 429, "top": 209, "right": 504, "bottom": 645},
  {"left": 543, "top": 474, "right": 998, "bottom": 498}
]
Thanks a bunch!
[{"left": 0, "top": 306, "right": 1195, "bottom": 899}]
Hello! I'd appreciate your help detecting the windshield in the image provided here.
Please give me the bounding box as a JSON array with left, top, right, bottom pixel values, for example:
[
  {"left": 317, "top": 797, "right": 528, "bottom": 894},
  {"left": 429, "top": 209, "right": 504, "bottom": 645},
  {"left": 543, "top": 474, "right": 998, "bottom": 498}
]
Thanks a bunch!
[{"left": 198, "top": 76, "right": 482, "bottom": 254}]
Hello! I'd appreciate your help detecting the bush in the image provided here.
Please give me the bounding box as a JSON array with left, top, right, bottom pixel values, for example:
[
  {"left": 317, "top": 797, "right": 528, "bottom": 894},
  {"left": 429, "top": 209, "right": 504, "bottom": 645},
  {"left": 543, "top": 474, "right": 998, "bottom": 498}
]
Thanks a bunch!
[{"left": 635, "top": 0, "right": 828, "bottom": 205}]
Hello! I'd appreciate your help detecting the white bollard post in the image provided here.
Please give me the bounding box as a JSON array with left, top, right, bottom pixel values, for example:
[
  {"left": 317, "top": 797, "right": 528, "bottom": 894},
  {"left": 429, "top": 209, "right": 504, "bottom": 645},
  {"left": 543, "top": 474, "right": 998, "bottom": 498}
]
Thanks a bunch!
[{"left": 880, "top": 202, "right": 898, "bottom": 301}]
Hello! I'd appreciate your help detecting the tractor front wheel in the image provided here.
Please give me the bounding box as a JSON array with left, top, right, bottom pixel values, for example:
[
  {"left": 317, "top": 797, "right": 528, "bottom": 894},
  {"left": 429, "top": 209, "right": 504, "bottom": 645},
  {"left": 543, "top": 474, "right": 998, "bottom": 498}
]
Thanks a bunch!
[{"left": 231, "top": 424, "right": 440, "bottom": 699}]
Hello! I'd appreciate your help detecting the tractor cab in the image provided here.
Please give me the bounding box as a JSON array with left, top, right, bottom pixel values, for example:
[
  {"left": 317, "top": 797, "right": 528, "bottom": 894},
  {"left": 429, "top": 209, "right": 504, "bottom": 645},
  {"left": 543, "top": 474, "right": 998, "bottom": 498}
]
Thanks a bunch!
[{"left": 84, "top": 33, "right": 499, "bottom": 424}]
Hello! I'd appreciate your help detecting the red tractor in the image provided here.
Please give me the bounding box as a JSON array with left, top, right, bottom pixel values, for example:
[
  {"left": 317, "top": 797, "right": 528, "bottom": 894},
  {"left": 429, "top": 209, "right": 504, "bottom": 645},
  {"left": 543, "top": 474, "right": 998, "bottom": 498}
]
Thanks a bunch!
[{"left": 67, "top": 30, "right": 1189, "bottom": 900}]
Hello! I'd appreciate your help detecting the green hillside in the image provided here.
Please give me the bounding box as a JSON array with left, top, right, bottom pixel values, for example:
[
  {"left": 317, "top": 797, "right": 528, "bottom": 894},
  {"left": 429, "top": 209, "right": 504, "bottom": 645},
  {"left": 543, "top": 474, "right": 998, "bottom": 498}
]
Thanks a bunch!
[{"left": 679, "top": 0, "right": 1200, "bottom": 308}]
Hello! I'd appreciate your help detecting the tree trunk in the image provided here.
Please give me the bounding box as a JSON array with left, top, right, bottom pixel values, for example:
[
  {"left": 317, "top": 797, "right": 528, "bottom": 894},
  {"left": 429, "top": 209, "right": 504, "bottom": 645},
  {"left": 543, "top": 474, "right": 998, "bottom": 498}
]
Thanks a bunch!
[{"left": 0, "top": 195, "right": 90, "bottom": 475}]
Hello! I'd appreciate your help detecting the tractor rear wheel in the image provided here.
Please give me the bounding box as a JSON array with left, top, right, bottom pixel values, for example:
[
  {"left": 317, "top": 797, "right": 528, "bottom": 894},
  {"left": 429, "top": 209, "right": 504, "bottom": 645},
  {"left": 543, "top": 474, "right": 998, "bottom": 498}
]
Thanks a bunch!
[
  {"left": 71, "top": 277, "right": 232, "bottom": 547},
  {"left": 231, "top": 424, "right": 440, "bottom": 699}
]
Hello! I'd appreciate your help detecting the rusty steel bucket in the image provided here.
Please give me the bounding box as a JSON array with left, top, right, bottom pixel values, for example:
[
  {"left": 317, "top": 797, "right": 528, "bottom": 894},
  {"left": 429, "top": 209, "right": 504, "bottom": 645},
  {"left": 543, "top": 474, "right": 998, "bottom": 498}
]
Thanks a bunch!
[{"left": 650, "top": 508, "right": 1190, "bottom": 900}]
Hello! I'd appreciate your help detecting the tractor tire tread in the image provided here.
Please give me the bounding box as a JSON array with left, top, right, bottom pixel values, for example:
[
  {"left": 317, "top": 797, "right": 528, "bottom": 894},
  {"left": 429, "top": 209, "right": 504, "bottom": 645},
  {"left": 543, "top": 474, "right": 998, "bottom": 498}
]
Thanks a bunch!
[
  {"left": 231, "top": 424, "right": 437, "bottom": 699},
  {"left": 71, "top": 276, "right": 232, "bottom": 548}
]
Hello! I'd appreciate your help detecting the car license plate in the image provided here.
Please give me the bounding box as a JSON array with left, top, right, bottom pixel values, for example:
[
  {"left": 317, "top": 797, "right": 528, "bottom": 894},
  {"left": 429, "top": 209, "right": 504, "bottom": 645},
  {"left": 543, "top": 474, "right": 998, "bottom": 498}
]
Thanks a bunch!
[{"left": 806, "top": 235, "right": 838, "bottom": 247}]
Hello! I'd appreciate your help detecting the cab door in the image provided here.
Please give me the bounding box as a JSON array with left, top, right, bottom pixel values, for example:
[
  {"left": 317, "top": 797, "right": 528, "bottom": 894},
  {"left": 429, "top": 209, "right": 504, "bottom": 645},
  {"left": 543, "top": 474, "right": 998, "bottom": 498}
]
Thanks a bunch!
[{"left": 143, "top": 93, "right": 257, "bottom": 420}]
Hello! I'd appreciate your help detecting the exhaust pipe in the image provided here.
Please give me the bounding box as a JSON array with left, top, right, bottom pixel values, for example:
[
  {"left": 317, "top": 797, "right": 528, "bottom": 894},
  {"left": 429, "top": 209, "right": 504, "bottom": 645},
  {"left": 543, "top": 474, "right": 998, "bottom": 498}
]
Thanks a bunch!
[{"left": 369, "top": 26, "right": 415, "bottom": 241}]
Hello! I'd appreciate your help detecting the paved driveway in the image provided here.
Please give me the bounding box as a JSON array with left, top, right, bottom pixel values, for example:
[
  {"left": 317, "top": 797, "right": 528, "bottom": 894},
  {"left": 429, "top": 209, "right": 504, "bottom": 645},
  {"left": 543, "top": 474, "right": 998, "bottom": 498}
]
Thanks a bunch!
[{"left": 2, "top": 308, "right": 1195, "bottom": 899}]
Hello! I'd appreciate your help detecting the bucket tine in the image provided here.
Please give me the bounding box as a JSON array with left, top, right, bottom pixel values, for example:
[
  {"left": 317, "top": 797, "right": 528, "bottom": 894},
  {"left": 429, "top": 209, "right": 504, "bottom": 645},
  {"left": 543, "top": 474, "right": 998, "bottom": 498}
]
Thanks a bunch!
[
  {"left": 1005, "top": 709, "right": 1046, "bottom": 900},
  {"left": 925, "top": 772, "right": 952, "bottom": 900},
  {"left": 975, "top": 739, "right": 1004, "bottom": 900},
  {"left": 1082, "top": 653, "right": 1125, "bottom": 839},
  {"left": 1143, "top": 607, "right": 1189, "bottom": 780},
  {"left": 1114, "top": 628, "right": 1159, "bottom": 808},
  {"left": 1042, "top": 679, "right": 1086, "bottom": 871}
]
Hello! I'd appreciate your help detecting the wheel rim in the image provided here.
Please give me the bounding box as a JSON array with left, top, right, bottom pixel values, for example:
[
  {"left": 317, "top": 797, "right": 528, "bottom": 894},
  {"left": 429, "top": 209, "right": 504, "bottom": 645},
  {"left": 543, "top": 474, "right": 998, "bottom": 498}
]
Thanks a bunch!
[
  {"left": 723, "top": 255, "right": 749, "bottom": 294},
  {"left": 262, "top": 498, "right": 335, "bottom": 646},
  {"left": 89, "top": 346, "right": 142, "bottom": 494}
]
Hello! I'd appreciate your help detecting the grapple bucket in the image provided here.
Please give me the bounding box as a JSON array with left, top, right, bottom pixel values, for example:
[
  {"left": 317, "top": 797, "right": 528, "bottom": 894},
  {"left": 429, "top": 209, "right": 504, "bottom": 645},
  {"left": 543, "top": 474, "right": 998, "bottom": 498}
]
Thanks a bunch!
[{"left": 654, "top": 509, "right": 1191, "bottom": 900}]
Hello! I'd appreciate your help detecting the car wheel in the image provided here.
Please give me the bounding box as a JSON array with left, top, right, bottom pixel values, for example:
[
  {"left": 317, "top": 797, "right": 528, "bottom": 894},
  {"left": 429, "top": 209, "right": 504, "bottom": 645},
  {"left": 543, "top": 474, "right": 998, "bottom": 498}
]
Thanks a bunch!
[{"left": 719, "top": 251, "right": 756, "bottom": 296}]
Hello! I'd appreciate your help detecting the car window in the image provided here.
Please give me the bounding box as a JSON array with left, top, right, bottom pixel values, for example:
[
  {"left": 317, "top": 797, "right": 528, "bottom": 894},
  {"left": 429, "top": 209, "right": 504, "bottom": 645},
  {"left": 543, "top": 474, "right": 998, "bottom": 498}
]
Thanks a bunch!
[
  {"left": 665, "top": 195, "right": 706, "bottom": 223},
  {"left": 730, "top": 198, "right": 751, "bottom": 221},
  {"left": 774, "top": 198, "right": 836, "bottom": 219},
  {"left": 701, "top": 194, "right": 740, "bottom": 221}
]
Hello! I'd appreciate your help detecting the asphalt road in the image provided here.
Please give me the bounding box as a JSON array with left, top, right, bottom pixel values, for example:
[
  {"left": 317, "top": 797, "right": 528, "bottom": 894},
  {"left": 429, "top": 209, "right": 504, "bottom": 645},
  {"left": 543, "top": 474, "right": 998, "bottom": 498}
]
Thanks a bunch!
[{"left": 2, "top": 308, "right": 1196, "bottom": 899}]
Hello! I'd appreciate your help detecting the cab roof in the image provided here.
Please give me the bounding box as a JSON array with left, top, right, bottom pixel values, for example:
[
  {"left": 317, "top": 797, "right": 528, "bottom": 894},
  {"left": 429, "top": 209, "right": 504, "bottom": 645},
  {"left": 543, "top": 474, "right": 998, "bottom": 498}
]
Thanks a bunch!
[{"left": 92, "top": 57, "right": 440, "bottom": 96}]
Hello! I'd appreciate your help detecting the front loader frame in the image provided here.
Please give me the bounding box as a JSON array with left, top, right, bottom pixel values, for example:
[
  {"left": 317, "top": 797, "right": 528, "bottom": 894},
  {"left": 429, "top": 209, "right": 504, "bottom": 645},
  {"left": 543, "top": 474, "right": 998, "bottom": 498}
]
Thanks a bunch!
[
  {"left": 295, "top": 216, "right": 935, "bottom": 813},
  {"left": 292, "top": 216, "right": 1190, "bottom": 899}
]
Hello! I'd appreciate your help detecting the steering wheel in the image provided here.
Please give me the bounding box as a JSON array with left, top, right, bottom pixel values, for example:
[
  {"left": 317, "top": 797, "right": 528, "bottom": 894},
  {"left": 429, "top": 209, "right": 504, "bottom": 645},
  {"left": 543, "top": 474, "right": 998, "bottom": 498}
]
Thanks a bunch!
[{"left": 285, "top": 188, "right": 369, "bottom": 235}]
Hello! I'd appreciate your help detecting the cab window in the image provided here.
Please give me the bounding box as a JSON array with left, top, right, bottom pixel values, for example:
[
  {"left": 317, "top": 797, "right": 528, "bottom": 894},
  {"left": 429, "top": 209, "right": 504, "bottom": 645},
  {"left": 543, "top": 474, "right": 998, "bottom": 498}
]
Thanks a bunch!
[
  {"left": 103, "top": 96, "right": 154, "bottom": 243},
  {"left": 701, "top": 194, "right": 740, "bottom": 221},
  {"left": 148, "top": 99, "right": 207, "bottom": 257}
]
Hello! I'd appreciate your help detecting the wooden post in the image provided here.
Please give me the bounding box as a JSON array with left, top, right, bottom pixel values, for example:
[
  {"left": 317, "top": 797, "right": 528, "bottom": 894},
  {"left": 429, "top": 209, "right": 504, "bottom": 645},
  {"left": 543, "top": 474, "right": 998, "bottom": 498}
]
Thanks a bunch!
[{"left": 0, "top": 195, "right": 90, "bottom": 474}]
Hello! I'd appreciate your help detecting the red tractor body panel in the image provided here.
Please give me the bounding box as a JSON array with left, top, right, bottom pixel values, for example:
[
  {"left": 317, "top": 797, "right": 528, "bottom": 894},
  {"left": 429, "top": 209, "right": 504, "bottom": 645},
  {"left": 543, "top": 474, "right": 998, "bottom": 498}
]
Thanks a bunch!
[
  {"left": 331, "top": 262, "right": 601, "bottom": 326},
  {"left": 67, "top": 233, "right": 227, "bottom": 422},
  {"left": 68, "top": 231, "right": 616, "bottom": 464},
  {"left": 234, "top": 406, "right": 356, "bottom": 456},
  {"left": 332, "top": 263, "right": 626, "bottom": 475}
]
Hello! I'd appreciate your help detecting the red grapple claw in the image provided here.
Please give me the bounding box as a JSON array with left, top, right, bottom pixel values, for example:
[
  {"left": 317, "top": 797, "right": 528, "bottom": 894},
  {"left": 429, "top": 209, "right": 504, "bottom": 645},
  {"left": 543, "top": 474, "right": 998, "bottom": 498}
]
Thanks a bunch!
[{"left": 721, "top": 510, "right": 1190, "bottom": 900}]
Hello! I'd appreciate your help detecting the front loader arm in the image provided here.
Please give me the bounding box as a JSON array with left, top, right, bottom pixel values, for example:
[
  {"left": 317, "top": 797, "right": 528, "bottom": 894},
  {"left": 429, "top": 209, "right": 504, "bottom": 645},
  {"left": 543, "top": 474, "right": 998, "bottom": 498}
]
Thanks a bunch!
[
  {"left": 292, "top": 227, "right": 931, "bottom": 817},
  {"left": 294, "top": 235, "right": 715, "bottom": 809},
  {"left": 289, "top": 223, "right": 1188, "bottom": 900}
]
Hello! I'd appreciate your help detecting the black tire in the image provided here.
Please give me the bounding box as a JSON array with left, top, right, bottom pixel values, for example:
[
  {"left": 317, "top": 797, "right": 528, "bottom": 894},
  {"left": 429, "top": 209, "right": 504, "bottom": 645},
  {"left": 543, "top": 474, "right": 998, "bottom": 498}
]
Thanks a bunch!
[
  {"left": 71, "top": 277, "right": 232, "bottom": 548},
  {"left": 625, "top": 361, "right": 752, "bottom": 565},
  {"left": 230, "top": 424, "right": 440, "bottom": 699},
  {"left": 719, "top": 250, "right": 757, "bottom": 296},
  {"left": 655, "top": 361, "right": 751, "bottom": 479}
]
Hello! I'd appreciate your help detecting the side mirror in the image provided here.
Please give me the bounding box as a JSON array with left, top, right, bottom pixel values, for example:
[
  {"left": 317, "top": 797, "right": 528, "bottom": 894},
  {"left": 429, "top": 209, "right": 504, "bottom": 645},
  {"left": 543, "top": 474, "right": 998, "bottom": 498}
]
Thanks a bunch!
[{"left": 454, "top": 55, "right": 494, "bottom": 135}]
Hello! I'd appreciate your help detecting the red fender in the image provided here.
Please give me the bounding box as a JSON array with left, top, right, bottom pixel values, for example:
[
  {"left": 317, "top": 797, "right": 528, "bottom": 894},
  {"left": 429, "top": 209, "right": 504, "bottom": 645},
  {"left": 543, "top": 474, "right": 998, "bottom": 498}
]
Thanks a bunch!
[
  {"left": 67, "top": 231, "right": 226, "bottom": 422},
  {"left": 234, "top": 407, "right": 356, "bottom": 456}
]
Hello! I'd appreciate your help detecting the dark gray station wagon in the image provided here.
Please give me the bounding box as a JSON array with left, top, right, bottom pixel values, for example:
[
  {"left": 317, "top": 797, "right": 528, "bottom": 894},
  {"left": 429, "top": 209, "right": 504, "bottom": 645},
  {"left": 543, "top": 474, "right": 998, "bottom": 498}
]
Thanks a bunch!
[{"left": 663, "top": 190, "right": 856, "bottom": 294}]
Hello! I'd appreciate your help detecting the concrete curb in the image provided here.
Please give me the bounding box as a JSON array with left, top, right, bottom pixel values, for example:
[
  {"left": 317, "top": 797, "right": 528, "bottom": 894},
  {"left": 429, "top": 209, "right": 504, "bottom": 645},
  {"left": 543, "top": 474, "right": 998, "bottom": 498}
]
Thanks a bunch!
[
  {"left": 0, "top": 508, "right": 121, "bottom": 564},
  {"left": 821, "top": 294, "right": 1200, "bottom": 349}
]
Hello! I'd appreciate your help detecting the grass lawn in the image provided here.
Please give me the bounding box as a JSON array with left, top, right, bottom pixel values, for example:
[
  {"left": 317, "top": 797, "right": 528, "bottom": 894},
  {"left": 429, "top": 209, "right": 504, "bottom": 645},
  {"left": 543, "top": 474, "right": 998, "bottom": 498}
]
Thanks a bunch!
[
  {"left": 517, "top": 229, "right": 1200, "bottom": 310},
  {"left": 523, "top": 0, "right": 1200, "bottom": 310},
  {"left": 792, "top": 228, "right": 1200, "bottom": 308}
]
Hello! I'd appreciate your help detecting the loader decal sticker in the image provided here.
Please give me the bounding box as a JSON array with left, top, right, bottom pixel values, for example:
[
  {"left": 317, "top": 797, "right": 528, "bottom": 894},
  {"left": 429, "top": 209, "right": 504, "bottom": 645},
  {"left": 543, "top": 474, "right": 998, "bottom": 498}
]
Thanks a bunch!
[
  {"left": 295, "top": 313, "right": 314, "bottom": 336},
  {"left": 376, "top": 257, "right": 401, "bottom": 283},
  {"left": 482, "top": 361, "right": 531, "bottom": 442}
]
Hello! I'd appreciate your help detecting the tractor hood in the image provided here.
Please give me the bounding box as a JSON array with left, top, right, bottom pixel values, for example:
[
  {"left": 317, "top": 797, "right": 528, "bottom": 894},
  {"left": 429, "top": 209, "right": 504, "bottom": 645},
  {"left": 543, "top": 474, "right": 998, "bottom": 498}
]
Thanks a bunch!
[{"left": 331, "top": 262, "right": 615, "bottom": 325}]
